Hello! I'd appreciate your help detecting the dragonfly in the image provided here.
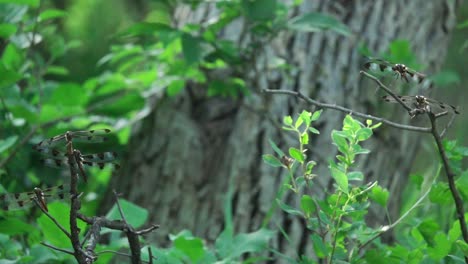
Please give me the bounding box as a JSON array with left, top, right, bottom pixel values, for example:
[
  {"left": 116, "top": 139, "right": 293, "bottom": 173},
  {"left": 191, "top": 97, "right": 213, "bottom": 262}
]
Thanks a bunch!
[
  {"left": 364, "top": 59, "right": 433, "bottom": 89},
  {"left": 39, "top": 149, "right": 120, "bottom": 183},
  {"left": 382, "top": 95, "right": 460, "bottom": 117},
  {"left": 33, "top": 129, "right": 111, "bottom": 150},
  {"left": 0, "top": 185, "right": 68, "bottom": 212}
]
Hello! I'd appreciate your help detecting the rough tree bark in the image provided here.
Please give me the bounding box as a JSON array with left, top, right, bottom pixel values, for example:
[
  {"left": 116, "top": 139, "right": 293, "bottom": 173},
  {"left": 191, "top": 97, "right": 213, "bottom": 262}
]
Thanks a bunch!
[{"left": 105, "top": 0, "right": 460, "bottom": 260}]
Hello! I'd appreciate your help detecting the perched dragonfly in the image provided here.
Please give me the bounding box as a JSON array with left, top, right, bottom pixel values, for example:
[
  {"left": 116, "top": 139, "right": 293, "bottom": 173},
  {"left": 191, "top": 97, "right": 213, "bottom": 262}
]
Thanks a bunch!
[
  {"left": 382, "top": 95, "right": 460, "bottom": 117},
  {"left": 364, "top": 59, "right": 433, "bottom": 89},
  {"left": 0, "top": 185, "right": 68, "bottom": 212},
  {"left": 39, "top": 149, "right": 119, "bottom": 183},
  {"left": 33, "top": 129, "right": 111, "bottom": 150}
]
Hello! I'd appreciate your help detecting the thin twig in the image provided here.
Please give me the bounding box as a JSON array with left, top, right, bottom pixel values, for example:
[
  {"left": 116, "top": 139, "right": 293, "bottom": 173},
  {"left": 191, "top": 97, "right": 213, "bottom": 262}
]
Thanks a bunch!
[
  {"left": 34, "top": 199, "right": 71, "bottom": 238},
  {"left": 261, "top": 88, "right": 431, "bottom": 133},
  {"left": 360, "top": 71, "right": 412, "bottom": 112},
  {"left": 41, "top": 242, "right": 75, "bottom": 255}
]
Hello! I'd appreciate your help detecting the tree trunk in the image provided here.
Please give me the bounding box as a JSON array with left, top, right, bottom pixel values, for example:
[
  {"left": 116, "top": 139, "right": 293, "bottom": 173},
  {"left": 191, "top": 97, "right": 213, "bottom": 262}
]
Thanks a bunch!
[{"left": 105, "top": 0, "right": 459, "bottom": 260}]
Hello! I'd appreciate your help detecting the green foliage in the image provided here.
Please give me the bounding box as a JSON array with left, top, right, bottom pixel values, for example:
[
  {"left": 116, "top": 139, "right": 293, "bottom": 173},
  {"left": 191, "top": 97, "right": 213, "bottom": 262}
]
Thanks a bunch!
[{"left": 263, "top": 111, "right": 386, "bottom": 262}]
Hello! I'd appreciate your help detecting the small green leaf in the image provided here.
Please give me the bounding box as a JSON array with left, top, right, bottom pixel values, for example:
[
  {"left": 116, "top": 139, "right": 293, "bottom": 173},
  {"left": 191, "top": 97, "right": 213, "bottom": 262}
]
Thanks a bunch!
[
  {"left": 106, "top": 199, "right": 148, "bottom": 228},
  {"left": 456, "top": 240, "right": 468, "bottom": 257},
  {"left": 0, "top": 23, "right": 17, "bottom": 38},
  {"left": 0, "top": 136, "right": 18, "bottom": 153},
  {"left": 39, "top": 9, "right": 67, "bottom": 21},
  {"left": 309, "top": 127, "right": 320, "bottom": 134},
  {"left": 276, "top": 199, "right": 303, "bottom": 216},
  {"left": 331, "top": 130, "right": 348, "bottom": 154},
  {"left": 356, "top": 128, "right": 372, "bottom": 141},
  {"left": 301, "top": 133, "right": 309, "bottom": 145},
  {"left": 343, "top": 115, "right": 361, "bottom": 133},
  {"left": 370, "top": 185, "right": 389, "bottom": 207},
  {"left": 299, "top": 110, "right": 311, "bottom": 125},
  {"left": 283, "top": 115, "right": 293, "bottom": 126},
  {"left": 305, "top": 161, "right": 316, "bottom": 174},
  {"left": 289, "top": 147, "right": 304, "bottom": 162},
  {"left": 294, "top": 116, "right": 304, "bottom": 129},
  {"left": 171, "top": 230, "right": 206, "bottom": 262},
  {"left": 347, "top": 171, "right": 363, "bottom": 181},
  {"left": 300, "top": 195, "right": 316, "bottom": 217},
  {"left": 268, "top": 138, "right": 284, "bottom": 157},
  {"left": 0, "top": 0, "right": 39, "bottom": 7},
  {"left": 429, "top": 182, "right": 451, "bottom": 205},
  {"left": 311, "top": 233, "right": 329, "bottom": 257},
  {"left": 330, "top": 164, "right": 348, "bottom": 193},
  {"left": 288, "top": 12, "right": 352, "bottom": 37},
  {"left": 311, "top": 110, "right": 322, "bottom": 121},
  {"left": 262, "top": 154, "right": 283, "bottom": 167},
  {"left": 166, "top": 79, "right": 185, "bottom": 96}
]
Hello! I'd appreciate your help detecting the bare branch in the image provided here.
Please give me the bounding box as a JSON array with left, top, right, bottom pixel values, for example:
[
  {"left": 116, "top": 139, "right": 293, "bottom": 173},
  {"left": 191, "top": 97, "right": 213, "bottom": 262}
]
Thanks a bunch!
[
  {"left": 261, "top": 88, "right": 431, "bottom": 133},
  {"left": 360, "top": 71, "right": 412, "bottom": 112},
  {"left": 427, "top": 113, "right": 468, "bottom": 261},
  {"left": 33, "top": 199, "right": 71, "bottom": 238}
]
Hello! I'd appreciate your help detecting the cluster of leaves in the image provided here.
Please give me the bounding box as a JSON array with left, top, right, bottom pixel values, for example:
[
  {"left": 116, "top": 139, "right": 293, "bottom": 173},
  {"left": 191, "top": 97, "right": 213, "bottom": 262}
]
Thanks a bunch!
[
  {"left": 263, "top": 109, "right": 468, "bottom": 263},
  {"left": 264, "top": 111, "right": 389, "bottom": 262}
]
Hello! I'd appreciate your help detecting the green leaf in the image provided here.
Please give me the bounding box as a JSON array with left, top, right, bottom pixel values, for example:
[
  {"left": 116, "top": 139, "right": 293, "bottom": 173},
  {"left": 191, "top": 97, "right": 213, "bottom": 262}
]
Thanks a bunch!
[
  {"left": 311, "top": 233, "right": 329, "bottom": 258},
  {"left": 0, "top": 23, "right": 17, "bottom": 38},
  {"left": 181, "top": 33, "right": 204, "bottom": 64},
  {"left": 166, "top": 79, "right": 185, "bottom": 97},
  {"left": 2, "top": 43, "right": 23, "bottom": 70},
  {"left": 262, "top": 154, "right": 283, "bottom": 167},
  {"left": 300, "top": 195, "right": 316, "bottom": 217},
  {"left": 429, "top": 182, "right": 451, "bottom": 205},
  {"left": 283, "top": 115, "right": 293, "bottom": 126},
  {"left": 299, "top": 110, "right": 311, "bottom": 126},
  {"left": 39, "top": 9, "right": 67, "bottom": 21},
  {"left": 0, "top": 136, "right": 18, "bottom": 154},
  {"left": 289, "top": 147, "right": 304, "bottom": 162},
  {"left": 301, "top": 133, "right": 309, "bottom": 145},
  {"left": 456, "top": 240, "right": 468, "bottom": 257},
  {"left": 370, "top": 185, "right": 389, "bottom": 207},
  {"left": 330, "top": 164, "right": 348, "bottom": 193},
  {"left": 118, "top": 22, "right": 173, "bottom": 37},
  {"left": 0, "top": 0, "right": 39, "bottom": 7},
  {"left": 309, "top": 126, "right": 320, "bottom": 134},
  {"left": 242, "top": 0, "right": 277, "bottom": 21},
  {"left": 46, "top": 65, "right": 69, "bottom": 76},
  {"left": 288, "top": 12, "right": 352, "bottom": 36},
  {"left": 0, "top": 218, "right": 35, "bottom": 235},
  {"left": 217, "top": 228, "right": 275, "bottom": 259},
  {"left": 268, "top": 138, "right": 284, "bottom": 157},
  {"left": 356, "top": 128, "right": 372, "bottom": 141},
  {"left": 38, "top": 202, "right": 76, "bottom": 248},
  {"left": 331, "top": 130, "right": 348, "bottom": 154},
  {"left": 49, "top": 83, "right": 88, "bottom": 107},
  {"left": 428, "top": 233, "right": 451, "bottom": 260},
  {"left": 311, "top": 110, "right": 322, "bottom": 121},
  {"left": 276, "top": 199, "right": 303, "bottom": 216},
  {"left": 347, "top": 171, "right": 363, "bottom": 181},
  {"left": 106, "top": 199, "right": 148, "bottom": 228},
  {"left": 343, "top": 115, "right": 361, "bottom": 134},
  {"left": 172, "top": 230, "right": 206, "bottom": 262},
  {"left": 294, "top": 115, "right": 304, "bottom": 129}
]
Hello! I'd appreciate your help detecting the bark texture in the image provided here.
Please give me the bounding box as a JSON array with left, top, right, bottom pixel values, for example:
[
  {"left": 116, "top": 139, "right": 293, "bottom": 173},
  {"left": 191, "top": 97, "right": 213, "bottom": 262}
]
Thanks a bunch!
[{"left": 105, "top": 0, "right": 459, "bottom": 260}]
